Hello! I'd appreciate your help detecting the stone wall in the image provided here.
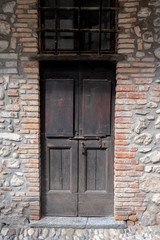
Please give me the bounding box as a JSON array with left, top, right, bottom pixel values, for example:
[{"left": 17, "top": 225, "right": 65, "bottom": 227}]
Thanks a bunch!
[
  {"left": 0, "top": 0, "right": 160, "bottom": 227},
  {"left": 0, "top": 0, "right": 40, "bottom": 225},
  {"left": 115, "top": 0, "right": 160, "bottom": 226}
]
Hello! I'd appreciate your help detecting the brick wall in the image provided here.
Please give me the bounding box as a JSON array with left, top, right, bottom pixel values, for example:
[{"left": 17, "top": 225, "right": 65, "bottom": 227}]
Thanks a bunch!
[
  {"left": 115, "top": 0, "right": 160, "bottom": 226},
  {"left": 0, "top": 0, "right": 160, "bottom": 226}
]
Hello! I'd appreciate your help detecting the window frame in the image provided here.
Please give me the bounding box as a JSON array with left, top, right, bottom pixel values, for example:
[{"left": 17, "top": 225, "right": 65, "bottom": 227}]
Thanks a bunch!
[{"left": 38, "top": 0, "right": 118, "bottom": 58}]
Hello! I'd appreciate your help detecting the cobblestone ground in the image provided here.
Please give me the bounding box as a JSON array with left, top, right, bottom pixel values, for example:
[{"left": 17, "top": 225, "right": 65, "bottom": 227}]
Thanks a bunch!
[{"left": 0, "top": 225, "right": 160, "bottom": 240}]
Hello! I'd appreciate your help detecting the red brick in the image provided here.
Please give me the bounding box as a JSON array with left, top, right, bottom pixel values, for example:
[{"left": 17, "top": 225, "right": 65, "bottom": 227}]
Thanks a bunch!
[
  {"left": 135, "top": 207, "right": 146, "bottom": 211},
  {"left": 115, "top": 152, "right": 135, "bottom": 158},
  {"left": 130, "top": 147, "right": 138, "bottom": 152},
  {"left": 127, "top": 93, "right": 147, "bottom": 99},
  {"left": 130, "top": 183, "right": 139, "bottom": 188},
  {"left": 131, "top": 159, "right": 138, "bottom": 165},
  {"left": 115, "top": 216, "right": 127, "bottom": 221},
  {"left": 127, "top": 220, "right": 135, "bottom": 226},
  {"left": 115, "top": 140, "right": 130, "bottom": 145},
  {"left": 12, "top": 197, "right": 22, "bottom": 201},
  {"left": 134, "top": 78, "right": 152, "bottom": 84},
  {"left": 132, "top": 62, "right": 154, "bottom": 67},
  {"left": 29, "top": 216, "right": 40, "bottom": 220},
  {"left": 115, "top": 165, "right": 134, "bottom": 170},
  {"left": 115, "top": 159, "right": 130, "bottom": 164},
  {"left": 135, "top": 165, "right": 144, "bottom": 171},
  {"left": 7, "top": 90, "right": 19, "bottom": 96},
  {"left": 115, "top": 118, "right": 134, "bottom": 124},
  {"left": 117, "top": 68, "right": 140, "bottom": 73},
  {"left": 116, "top": 86, "right": 137, "bottom": 92},
  {"left": 115, "top": 134, "right": 128, "bottom": 140}
]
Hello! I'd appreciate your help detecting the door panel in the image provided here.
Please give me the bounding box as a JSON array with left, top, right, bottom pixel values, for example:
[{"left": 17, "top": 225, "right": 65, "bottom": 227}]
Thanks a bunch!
[
  {"left": 46, "top": 79, "right": 74, "bottom": 137},
  {"left": 41, "top": 138, "right": 78, "bottom": 216},
  {"left": 41, "top": 62, "right": 115, "bottom": 217},
  {"left": 82, "top": 79, "right": 111, "bottom": 137},
  {"left": 78, "top": 139, "right": 113, "bottom": 216}
]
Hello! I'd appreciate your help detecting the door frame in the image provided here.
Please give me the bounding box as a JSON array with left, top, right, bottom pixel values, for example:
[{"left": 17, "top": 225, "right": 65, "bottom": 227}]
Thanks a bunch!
[{"left": 40, "top": 60, "right": 116, "bottom": 217}]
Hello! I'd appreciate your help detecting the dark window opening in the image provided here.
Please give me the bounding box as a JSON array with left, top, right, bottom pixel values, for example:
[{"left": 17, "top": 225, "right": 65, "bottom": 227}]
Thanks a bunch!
[{"left": 39, "top": 0, "right": 118, "bottom": 56}]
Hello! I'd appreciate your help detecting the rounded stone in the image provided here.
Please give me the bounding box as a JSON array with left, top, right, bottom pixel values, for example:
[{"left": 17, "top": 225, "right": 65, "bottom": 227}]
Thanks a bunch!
[
  {"left": 129, "top": 215, "right": 138, "bottom": 222},
  {"left": 0, "top": 21, "right": 11, "bottom": 35},
  {"left": 12, "top": 152, "right": 19, "bottom": 159},
  {"left": 2, "top": 1, "right": 16, "bottom": 13},
  {"left": 140, "top": 151, "right": 160, "bottom": 164},
  {"left": 66, "top": 229, "right": 74, "bottom": 236},
  {"left": 1, "top": 227, "right": 9, "bottom": 236},
  {"left": 155, "top": 116, "right": 160, "bottom": 128},
  {"left": 143, "top": 32, "right": 153, "bottom": 43},
  {"left": 28, "top": 228, "right": 34, "bottom": 236},
  {"left": 139, "top": 148, "right": 152, "bottom": 153},
  {"left": 10, "top": 175, "right": 24, "bottom": 187},
  {"left": 134, "top": 133, "right": 153, "bottom": 145},
  {"left": 144, "top": 43, "right": 151, "bottom": 50},
  {"left": 141, "top": 208, "right": 156, "bottom": 226},
  {"left": 42, "top": 228, "right": 49, "bottom": 238},
  {"left": 147, "top": 115, "right": 155, "bottom": 120},
  {"left": 154, "top": 47, "right": 160, "bottom": 60},
  {"left": 50, "top": 228, "right": 56, "bottom": 237},
  {"left": 138, "top": 7, "right": 151, "bottom": 17},
  {"left": 2, "top": 158, "right": 20, "bottom": 169},
  {"left": 147, "top": 102, "right": 158, "bottom": 108},
  {"left": 8, "top": 125, "right": 14, "bottom": 132},
  {"left": 0, "top": 40, "right": 9, "bottom": 52},
  {"left": 145, "top": 166, "right": 153, "bottom": 172},
  {"left": 0, "top": 146, "right": 11, "bottom": 157},
  {"left": 140, "top": 174, "right": 160, "bottom": 193},
  {"left": 154, "top": 17, "right": 160, "bottom": 26},
  {"left": 0, "top": 86, "right": 5, "bottom": 100},
  {"left": 152, "top": 194, "right": 160, "bottom": 205},
  {"left": 156, "top": 133, "right": 160, "bottom": 143}
]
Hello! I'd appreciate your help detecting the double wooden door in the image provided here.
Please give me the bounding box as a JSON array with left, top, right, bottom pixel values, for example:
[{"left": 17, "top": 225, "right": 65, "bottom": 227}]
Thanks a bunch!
[{"left": 41, "top": 62, "right": 115, "bottom": 216}]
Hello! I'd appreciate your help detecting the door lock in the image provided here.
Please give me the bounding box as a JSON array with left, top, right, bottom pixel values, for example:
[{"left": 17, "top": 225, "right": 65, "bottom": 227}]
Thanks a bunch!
[{"left": 80, "top": 141, "right": 85, "bottom": 155}]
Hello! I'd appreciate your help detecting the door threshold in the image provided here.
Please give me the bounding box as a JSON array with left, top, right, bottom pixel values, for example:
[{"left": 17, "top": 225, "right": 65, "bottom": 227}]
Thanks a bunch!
[{"left": 30, "top": 217, "right": 127, "bottom": 229}]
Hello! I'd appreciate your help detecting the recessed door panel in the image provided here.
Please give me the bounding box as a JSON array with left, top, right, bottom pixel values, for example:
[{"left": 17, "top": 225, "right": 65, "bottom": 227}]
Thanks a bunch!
[
  {"left": 86, "top": 148, "right": 106, "bottom": 191},
  {"left": 46, "top": 79, "right": 74, "bottom": 137},
  {"left": 78, "top": 139, "right": 113, "bottom": 216},
  {"left": 82, "top": 79, "right": 111, "bottom": 136}
]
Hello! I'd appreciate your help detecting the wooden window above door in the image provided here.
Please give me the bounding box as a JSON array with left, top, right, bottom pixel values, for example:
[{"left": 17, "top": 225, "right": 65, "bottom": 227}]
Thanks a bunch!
[{"left": 38, "top": 0, "right": 118, "bottom": 57}]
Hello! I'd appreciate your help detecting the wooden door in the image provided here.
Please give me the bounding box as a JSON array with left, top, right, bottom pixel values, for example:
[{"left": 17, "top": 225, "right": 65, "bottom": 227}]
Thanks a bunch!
[{"left": 41, "top": 62, "right": 115, "bottom": 216}]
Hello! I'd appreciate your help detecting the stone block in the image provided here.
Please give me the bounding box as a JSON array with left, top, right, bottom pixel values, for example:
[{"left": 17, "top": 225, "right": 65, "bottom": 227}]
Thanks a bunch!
[
  {"left": 134, "top": 133, "right": 153, "bottom": 145},
  {"left": 140, "top": 174, "right": 160, "bottom": 192},
  {"left": 0, "top": 133, "right": 22, "bottom": 142},
  {"left": 0, "top": 21, "right": 10, "bottom": 35},
  {"left": 140, "top": 151, "right": 160, "bottom": 164},
  {"left": 10, "top": 175, "right": 24, "bottom": 187}
]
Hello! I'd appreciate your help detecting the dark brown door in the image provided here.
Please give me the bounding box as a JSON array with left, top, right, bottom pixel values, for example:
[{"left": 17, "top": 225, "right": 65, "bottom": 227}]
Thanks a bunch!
[{"left": 41, "top": 62, "right": 115, "bottom": 216}]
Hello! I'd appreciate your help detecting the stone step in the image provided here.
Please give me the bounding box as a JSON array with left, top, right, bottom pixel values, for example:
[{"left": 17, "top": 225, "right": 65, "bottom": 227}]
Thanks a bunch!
[{"left": 30, "top": 217, "right": 127, "bottom": 229}]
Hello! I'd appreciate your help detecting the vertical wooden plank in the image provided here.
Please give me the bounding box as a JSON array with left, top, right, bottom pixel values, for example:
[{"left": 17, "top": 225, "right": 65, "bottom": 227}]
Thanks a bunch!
[
  {"left": 87, "top": 149, "right": 96, "bottom": 191},
  {"left": 82, "top": 79, "right": 111, "bottom": 137},
  {"left": 50, "top": 149, "right": 62, "bottom": 190},
  {"left": 62, "top": 149, "right": 70, "bottom": 190},
  {"left": 46, "top": 79, "right": 74, "bottom": 137},
  {"left": 96, "top": 149, "right": 106, "bottom": 190}
]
